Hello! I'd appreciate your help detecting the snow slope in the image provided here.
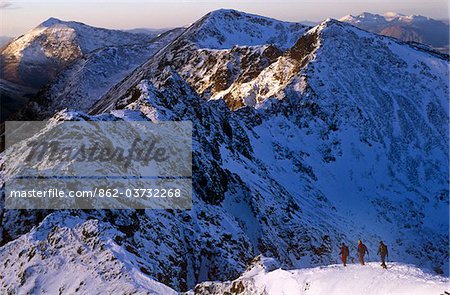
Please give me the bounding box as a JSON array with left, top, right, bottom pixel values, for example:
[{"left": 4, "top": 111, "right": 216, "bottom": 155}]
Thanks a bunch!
[
  {"left": 0, "top": 213, "right": 176, "bottom": 295},
  {"left": 194, "top": 256, "right": 449, "bottom": 294}
]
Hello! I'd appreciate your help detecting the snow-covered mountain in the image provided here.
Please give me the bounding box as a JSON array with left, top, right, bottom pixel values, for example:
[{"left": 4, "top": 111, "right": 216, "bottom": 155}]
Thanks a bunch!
[
  {"left": 340, "top": 12, "right": 449, "bottom": 52},
  {"left": 0, "top": 9, "right": 448, "bottom": 294},
  {"left": 16, "top": 28, "right": 184, "bottom": 120},
  {"left": 0, "top": 17, "right": 156, "bottom": 88},
  {"left": 90, "top": 9, "right": 309, "bottom": 113},
  {"left": 183, "top": 9, "right": 309, "bottom": 50},
  {"left": 0, "top": 18, "right": 158, "bottom": 121},
  {"left": 94, "top": 16, "right": 448, "bottom": 279}
]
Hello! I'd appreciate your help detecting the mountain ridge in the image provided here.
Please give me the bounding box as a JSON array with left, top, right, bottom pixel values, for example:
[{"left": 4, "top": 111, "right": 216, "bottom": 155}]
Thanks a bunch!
[{"left": 340, "top": 11, "right": 449, "bottom": 51}]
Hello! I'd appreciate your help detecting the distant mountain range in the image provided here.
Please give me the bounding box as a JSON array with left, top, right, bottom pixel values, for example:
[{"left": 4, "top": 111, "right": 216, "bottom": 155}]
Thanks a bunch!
[
  {"left": 340, "top": 12, "right": 449, "bottom": 52},
  {"left": 0, "top": 9, "right": 448, "bottom": 294}
]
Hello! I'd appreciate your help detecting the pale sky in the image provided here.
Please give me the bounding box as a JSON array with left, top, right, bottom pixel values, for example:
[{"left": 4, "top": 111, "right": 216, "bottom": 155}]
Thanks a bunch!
[{"left": 1, "top": 0, "right": 449, "bottom": 37}]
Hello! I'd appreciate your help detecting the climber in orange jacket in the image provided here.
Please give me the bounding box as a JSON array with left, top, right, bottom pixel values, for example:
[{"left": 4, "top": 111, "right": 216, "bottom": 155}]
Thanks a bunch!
[
  {"left": 357, "top": 240, "right": 369, "bottom": 265},
  {"left": 339, "top": 242, "right": 350, "bottom": 266}
]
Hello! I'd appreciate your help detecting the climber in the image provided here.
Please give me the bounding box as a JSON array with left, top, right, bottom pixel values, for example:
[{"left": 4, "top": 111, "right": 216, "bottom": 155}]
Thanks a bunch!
[
  {"left": 377, "top": 241, "right": 388, "bottom": 269},
  {"left": 339, "top": 242, "right": 350, "bottom": 266},
  {"left": 357, "top": 240, "right": 369, "bottom": 265}
]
